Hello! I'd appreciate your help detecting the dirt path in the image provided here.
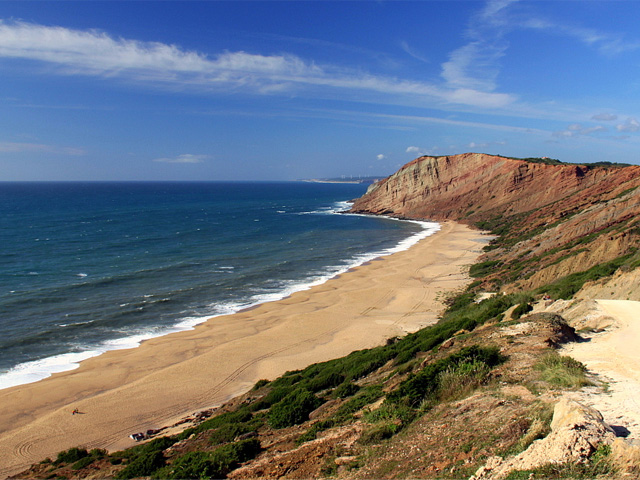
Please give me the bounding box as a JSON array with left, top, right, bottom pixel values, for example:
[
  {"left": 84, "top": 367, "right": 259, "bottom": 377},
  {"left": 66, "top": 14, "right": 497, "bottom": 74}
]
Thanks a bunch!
[{"left": 561, "top": 299, "right": 640, "bottom": 444}]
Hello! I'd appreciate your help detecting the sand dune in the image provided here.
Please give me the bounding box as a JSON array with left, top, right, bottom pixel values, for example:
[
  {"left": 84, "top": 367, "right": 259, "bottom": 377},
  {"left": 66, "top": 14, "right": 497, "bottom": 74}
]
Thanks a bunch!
[{"left": 0, "top": 221, "right": 487, "bottom": 478}]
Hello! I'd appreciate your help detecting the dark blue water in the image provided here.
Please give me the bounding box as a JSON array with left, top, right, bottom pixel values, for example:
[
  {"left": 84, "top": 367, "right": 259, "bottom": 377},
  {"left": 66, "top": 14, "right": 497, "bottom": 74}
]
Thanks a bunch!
[{"left": 0, "top": 182, "right": 438, "bottom": 389}]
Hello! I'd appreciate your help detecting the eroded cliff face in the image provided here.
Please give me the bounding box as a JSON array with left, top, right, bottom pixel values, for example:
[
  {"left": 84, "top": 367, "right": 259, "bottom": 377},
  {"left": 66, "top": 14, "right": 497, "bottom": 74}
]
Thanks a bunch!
[{"left": 351, "top": 153, "right": 640, "bottom": 292}]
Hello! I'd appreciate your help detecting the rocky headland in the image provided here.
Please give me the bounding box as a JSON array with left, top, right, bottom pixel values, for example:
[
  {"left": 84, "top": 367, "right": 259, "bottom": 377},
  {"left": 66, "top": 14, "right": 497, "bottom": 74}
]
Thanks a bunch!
[{"left": 10, "top": 153, "right": 640, "bottom": 479}]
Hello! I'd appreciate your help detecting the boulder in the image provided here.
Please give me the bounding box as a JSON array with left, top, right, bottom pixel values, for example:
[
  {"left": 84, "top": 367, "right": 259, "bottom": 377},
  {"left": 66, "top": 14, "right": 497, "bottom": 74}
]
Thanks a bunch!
[{"left": 471, "top": 397, "right": 616, "bottom": 479}]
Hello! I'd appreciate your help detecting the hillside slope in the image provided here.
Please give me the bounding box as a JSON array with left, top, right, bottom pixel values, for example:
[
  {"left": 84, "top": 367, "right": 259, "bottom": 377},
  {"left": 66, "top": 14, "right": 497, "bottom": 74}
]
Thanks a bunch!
[
  {"left": 352, "top": 153, "right": 640, "bottom": 294},
  {"left": 11, "top": 153, "right": 640, "bottom": 480}
]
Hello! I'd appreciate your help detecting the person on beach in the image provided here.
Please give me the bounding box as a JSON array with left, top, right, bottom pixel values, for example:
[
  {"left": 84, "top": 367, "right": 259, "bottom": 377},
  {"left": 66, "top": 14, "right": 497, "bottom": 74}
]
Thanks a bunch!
[{"left": 72, "top": 408, "right": 79, "bottom": 415}]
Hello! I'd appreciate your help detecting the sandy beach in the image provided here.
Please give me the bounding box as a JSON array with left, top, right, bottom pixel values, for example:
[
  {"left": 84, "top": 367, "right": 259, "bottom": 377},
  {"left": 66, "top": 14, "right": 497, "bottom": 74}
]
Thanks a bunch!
[{"left": 0, "top": 221, "right": 486, "bottom": 478}]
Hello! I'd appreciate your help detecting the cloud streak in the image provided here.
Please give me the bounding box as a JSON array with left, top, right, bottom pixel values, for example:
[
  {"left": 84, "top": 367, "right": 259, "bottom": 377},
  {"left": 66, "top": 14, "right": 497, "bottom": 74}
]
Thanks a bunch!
[
  {"left": 0, "top": 20, "right": 515, "bottom": 109},
  {"left": 153, "top": 154, "right": 209, "bottom": 164},
  {"left": 0, "top": 141, "right": 85, "bottom": 155}
]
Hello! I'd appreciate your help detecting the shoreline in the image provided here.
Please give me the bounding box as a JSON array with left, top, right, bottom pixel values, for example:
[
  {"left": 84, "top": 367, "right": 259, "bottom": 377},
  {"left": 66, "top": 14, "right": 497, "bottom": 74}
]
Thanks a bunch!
[
  {"left": 0, "top": 221, "right": 486, "bottom": 478},
  {"left": 0, "top": 216, "right": 438, "bottom": 392}
]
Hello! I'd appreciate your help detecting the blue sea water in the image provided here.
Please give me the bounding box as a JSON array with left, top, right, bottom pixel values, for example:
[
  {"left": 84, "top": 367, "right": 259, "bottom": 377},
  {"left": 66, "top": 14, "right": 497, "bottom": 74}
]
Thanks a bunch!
[{"left": 0, "top": 182, "right": 438, "bottom": 389}]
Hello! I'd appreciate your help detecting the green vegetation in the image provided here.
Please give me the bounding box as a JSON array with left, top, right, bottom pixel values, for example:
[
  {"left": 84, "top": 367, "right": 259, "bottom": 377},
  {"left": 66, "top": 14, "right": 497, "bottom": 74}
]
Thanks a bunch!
[
  {"left": 511, "top": 302, "right": 533, "bottom": 320},
  {"left": 268, "top": 388, "right": 322, "bottom": 428},
  {"left": 178, "top": 408, "right": 253, "bottom": 440},
  {"left": 535, "top": 352, "right": 592, "bottom": 389},
  {"left": 113, "top": 437, "right": 177, "bottom": 479},
  {"left": 71, "top": 450, "right": 107, "bottom": 470},
  {"left": 42, "top": 185, "right": 640, "bottom": 479},
  {"left": 152, "top": 439, "right": 261, "bottom": 480},
  {"left": 504, "top": 444, "right": 614, "bottom": 479},
  {"left": 469, "top": 260, "right": 502, "bottom": 278},
  {"left": 387, "top": 345, "right": 505, "bottom": 407},
  {"left": 536, "top": 250, "right": 639, "bottom": 299},
  {"left": 115, "top": 450, "right": 165, "bottom": 479},
  {"left": 54, "top": 447, "right": 89, "bottom": 466}
]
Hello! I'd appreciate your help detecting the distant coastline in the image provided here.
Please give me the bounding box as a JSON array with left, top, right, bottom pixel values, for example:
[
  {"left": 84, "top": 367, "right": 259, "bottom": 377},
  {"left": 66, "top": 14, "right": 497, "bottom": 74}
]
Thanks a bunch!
[{"left": 300, "top": 176, "right": 385, "bottom": 185}]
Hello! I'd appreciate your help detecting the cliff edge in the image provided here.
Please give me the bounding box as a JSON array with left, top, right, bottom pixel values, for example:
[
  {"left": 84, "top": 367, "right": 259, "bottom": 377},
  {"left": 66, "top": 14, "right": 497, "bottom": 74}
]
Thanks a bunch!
[{"left": 352, "top": 153, "right": 640, "bottom": 294}]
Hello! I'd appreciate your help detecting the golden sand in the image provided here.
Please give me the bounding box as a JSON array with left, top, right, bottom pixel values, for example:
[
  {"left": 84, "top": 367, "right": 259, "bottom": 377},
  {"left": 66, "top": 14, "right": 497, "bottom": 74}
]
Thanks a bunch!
[{"left": 0, "top": 221, "right": 487, "bottom": 477}]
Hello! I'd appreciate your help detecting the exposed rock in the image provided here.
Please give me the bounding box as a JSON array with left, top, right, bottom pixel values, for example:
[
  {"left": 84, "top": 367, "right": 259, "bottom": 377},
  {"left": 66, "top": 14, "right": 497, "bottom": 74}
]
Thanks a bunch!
[
  {"left": 351, "top": 154, "right": 640, "bottom": 225},
  {"left": 471, "top": 397, "right": 616, "bottom": 480},
  {"left": 351, "top": 154, "right": 640, "bottom": 293},
  {"left": 527, "top": 313, "right": 581, "bottom": 347}
]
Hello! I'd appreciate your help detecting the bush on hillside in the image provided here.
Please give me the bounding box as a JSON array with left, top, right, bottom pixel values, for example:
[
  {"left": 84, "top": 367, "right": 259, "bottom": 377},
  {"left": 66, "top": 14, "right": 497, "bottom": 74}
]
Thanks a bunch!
[{"left": 268, "top": 388, "right": 322, "bottom": 428}]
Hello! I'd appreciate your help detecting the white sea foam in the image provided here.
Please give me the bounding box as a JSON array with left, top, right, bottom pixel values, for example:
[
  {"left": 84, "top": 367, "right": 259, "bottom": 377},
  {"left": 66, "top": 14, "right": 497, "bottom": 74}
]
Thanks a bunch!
[
  {"left": 0, "top": 350, "right": 100, "bottom": 390},
  {"left": 0, "top": 207, "right": 440, "bottom": 391}
]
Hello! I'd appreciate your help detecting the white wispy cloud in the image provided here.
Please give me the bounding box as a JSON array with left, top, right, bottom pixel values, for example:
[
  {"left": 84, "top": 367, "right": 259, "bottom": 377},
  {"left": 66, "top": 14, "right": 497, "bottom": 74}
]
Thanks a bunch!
[
  {"left": 440, "top": 0, "right": 514, "bottom": 93},
  {"left": 0, "top": 20, "right": 515, "bottom": 109},
  {"left": 153, "top": 154, "right": 209, "bottom": 164},
  {"left": 399, "top": 41, "right": 429, "bottom": 64},
  {"left": 553, "top": 123, "right": 607, "bottom": 138},
  {"left": 518, "top": 5, "right": 640, "bottom": 56},
  {"left": 0, "top": 141, "right": 85, "bottom": 155},
  {"left": 592, "top": 113, "right": 618, "bottom": 121},
  {"left": 616, "top": 117, "right": 640, "bottom": 133},
  {"left": 376, "top": 154, "right": 385, "bottom": 160}
]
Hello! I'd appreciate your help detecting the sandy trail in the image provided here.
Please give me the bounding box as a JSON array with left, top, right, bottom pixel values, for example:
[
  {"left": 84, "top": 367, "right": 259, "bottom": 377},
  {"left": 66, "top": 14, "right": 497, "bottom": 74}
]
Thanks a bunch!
[
  {"left": 0, "top": 221, "right": 486, "bottom": 478},
  {"left": 561, "top": 299, "right": 640, "bottom": 443}
]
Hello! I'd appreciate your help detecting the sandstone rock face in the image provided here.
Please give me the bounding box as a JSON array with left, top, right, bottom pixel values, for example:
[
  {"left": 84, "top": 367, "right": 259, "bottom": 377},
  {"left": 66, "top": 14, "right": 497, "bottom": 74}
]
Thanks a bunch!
[
  {"left": 471, "top": 397, "right": 616, "bottom": 480},
  {"left": 351, "top": 154, "right": 640, "bottom": 292},
  {"left": 351, "top": 154, "right": 639, "bottom": 221}
]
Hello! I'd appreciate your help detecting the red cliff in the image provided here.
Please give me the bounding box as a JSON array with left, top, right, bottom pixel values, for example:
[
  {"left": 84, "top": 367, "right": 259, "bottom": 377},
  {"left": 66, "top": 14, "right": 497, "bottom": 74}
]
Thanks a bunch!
[{"left": 351, "top": 153, "right": 640, "bottom": 292}]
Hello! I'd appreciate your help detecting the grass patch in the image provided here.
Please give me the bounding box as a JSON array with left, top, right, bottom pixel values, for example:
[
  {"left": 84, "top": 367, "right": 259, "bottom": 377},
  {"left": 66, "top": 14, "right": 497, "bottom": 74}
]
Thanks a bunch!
[
  {"left": 535, "top": 352, "right": 592, "bottom": 389},
  {"left": 387, "top": 345, "right": 505, "bottom": 407}
]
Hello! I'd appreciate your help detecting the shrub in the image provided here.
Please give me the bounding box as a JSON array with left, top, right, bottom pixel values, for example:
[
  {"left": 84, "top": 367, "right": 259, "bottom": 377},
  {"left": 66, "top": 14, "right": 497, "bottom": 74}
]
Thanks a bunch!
[
  {"left": 535, "top": 352, "right": 592, "bottom": 389},
  {"left": 178, "top": 408, "right": 253, "bottom": 439},
  {"left": 469, "top": 260, "right": 502, "bottom": 278},
  {"left": 252, "top": 379, "right": 269, "bottom": 390},
  {"left": 388, "top": 346, "right": 505, "bottom": 407},
  {"left": 156, "top": 439, "right": 262, "bottom": 480},
  {"left": 54, "top": 447, "right": 88, "bottom": 465},
  {"left": 71, "top": 456, "right": 95, "bottom": 470},
  {"left": 113, "top": 436, "right": 178, "bottom": 479},
  {"left": 116, "top": 450, "right": 165, "bottom": 479},
  {"left": 249, "top": 386, "right": 291, "bottom": 411},
  {"left": 333, "top": 385, "right": 384, "bottom": 423},
  {"left": 268, "top": 388, "right": 322, "bottom": 429},
  {"left": 511, "top": 302, "right": 533, "bottom": 320},
  {"left": 333, "top": 381, "right": 360, "bottom": 398},
  {"left": 307, "top": 372, "right": 345, "bottom": 392}
]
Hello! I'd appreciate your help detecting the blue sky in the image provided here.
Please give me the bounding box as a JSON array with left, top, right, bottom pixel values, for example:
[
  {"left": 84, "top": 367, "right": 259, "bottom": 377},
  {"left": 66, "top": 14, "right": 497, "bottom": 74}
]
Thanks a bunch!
[{"left": 2, "top": 1, "right": 640, "bottom": 181}]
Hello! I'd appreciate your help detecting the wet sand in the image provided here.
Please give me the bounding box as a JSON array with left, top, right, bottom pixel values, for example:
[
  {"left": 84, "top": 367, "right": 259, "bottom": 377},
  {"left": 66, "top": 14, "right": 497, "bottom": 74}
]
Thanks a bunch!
[{"left": 0, "top": 221, "right": 486, "bottom": 477}]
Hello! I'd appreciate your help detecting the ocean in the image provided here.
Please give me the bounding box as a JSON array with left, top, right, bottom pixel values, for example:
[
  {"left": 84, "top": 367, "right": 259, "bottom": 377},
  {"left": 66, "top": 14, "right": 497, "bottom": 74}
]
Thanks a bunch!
[{"left": 0, "top": 182, "right": 438, "bottom": 390}]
